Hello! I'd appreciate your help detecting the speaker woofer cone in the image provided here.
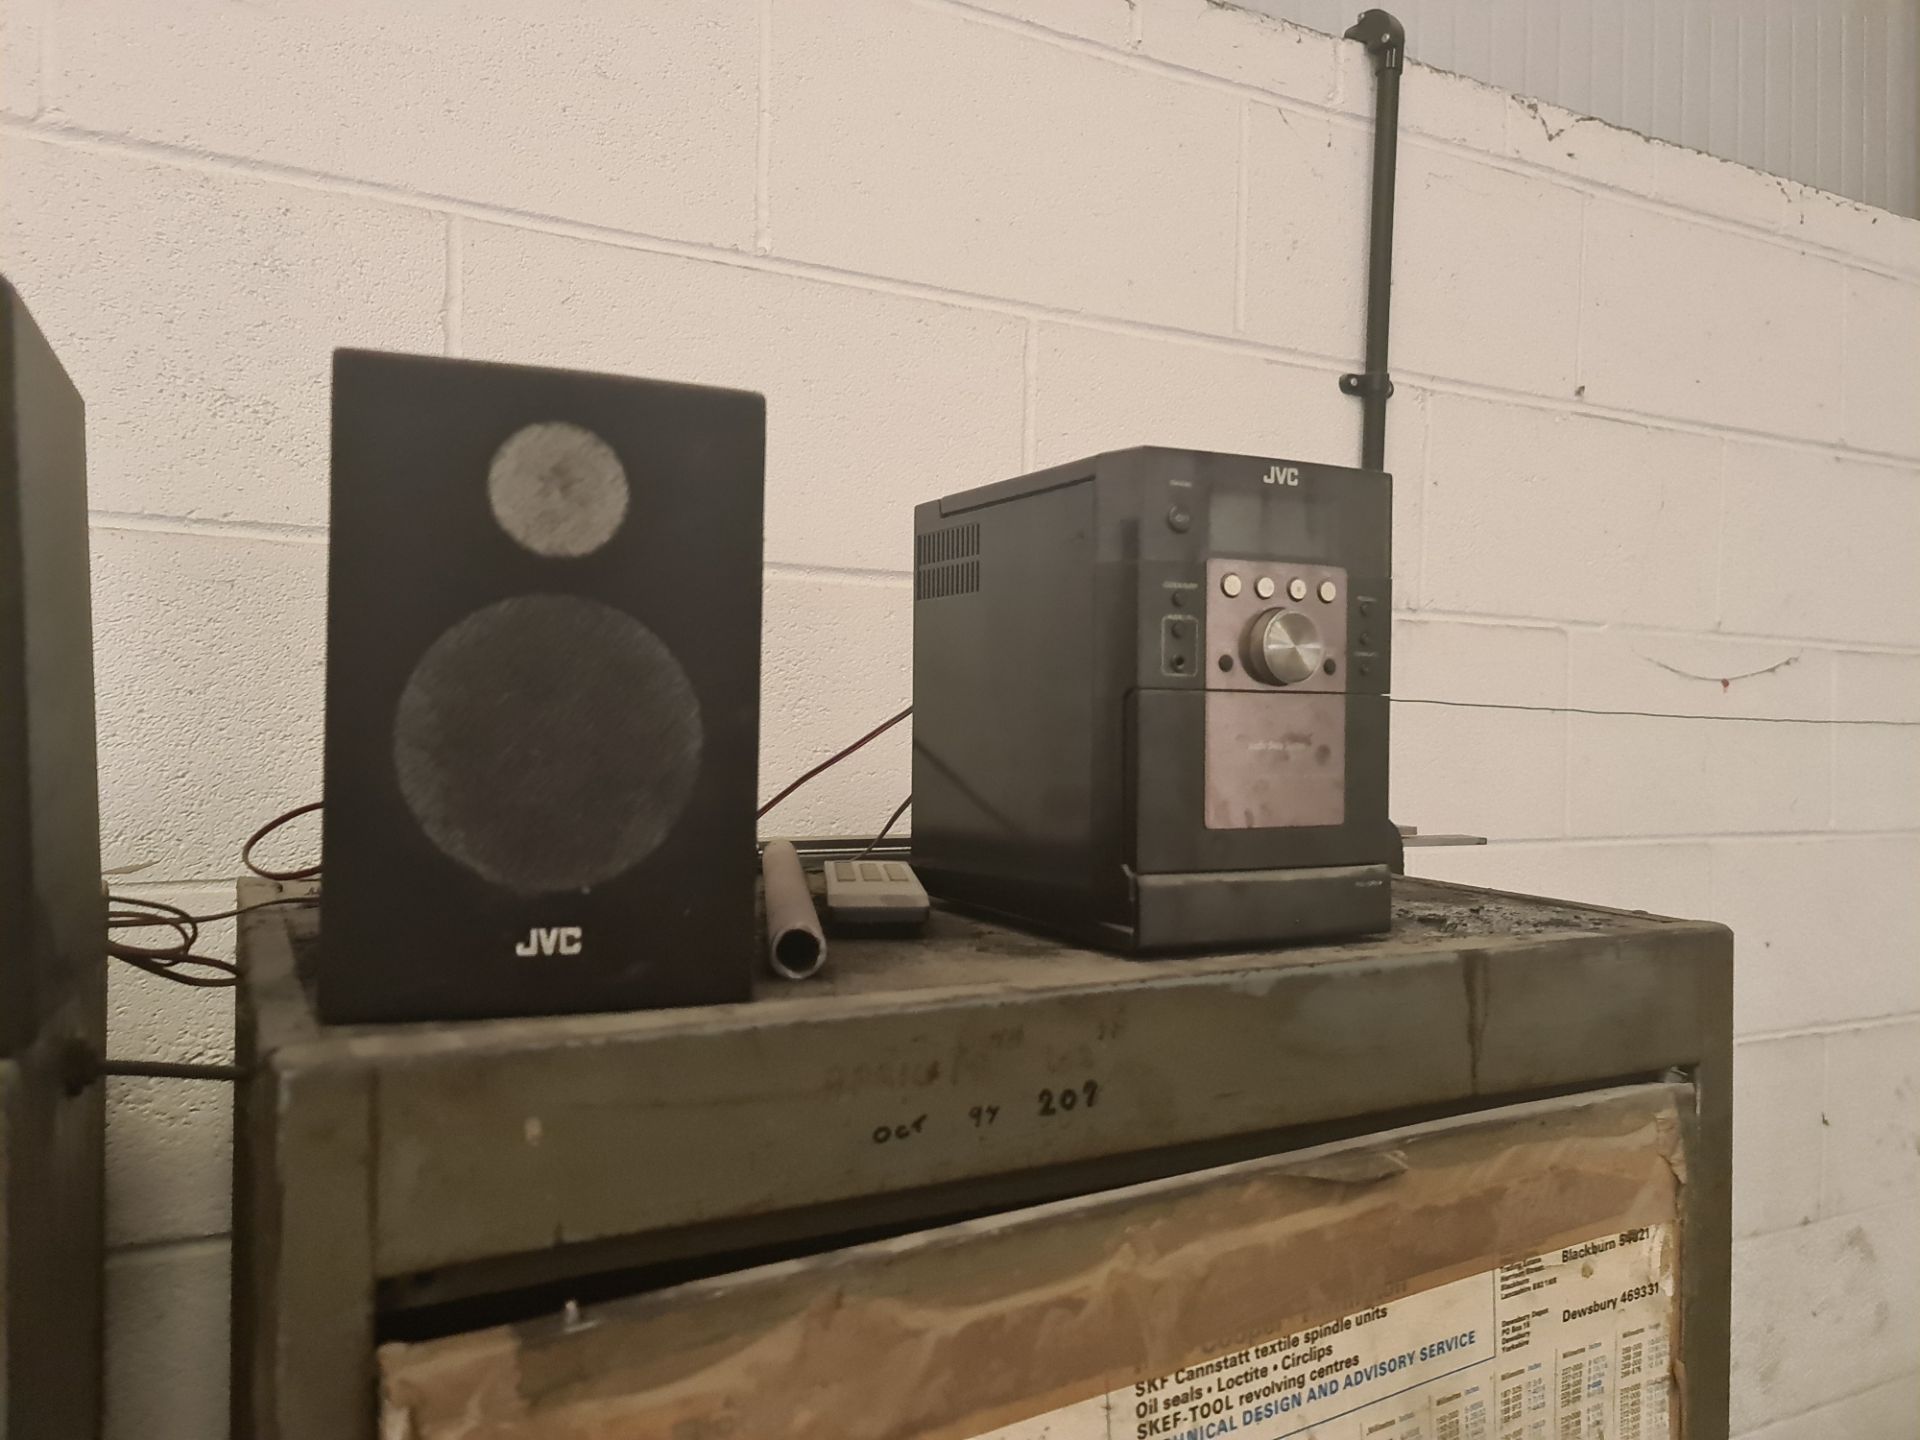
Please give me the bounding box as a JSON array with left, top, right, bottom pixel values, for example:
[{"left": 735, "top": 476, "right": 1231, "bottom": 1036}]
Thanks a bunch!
[{"left": 392, "top": 594, "right": 703, "bottom": 896}]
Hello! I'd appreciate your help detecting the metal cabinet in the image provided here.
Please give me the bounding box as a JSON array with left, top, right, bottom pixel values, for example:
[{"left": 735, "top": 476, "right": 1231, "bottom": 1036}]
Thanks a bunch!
[{"left": 232, "top": 877, "right": 1731, "bottom": 1439}]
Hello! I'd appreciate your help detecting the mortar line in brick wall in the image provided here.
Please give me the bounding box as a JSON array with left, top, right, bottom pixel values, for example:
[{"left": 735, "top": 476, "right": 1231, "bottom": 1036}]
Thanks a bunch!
[
  {"left": 104, "top": 1234, "right": 233, "bottom": 1265},
  {"left": 765, "top": 560, "right": 913, "bottom": 588},
  {"left": 755, "top": 0, "right": 773, "bottom": 255},
  {"left": 1826, "top": 644, "right": 1840, "bottom": 832},
  {"left": 89, "top": 510, "right": 328, "bottom": 546},
  {"left": 1710, "top": 440, "right": 1730, "bottom": 633},
  {"left": 921, "top": 0, "right": 1920, "bottom": 284},
  {"left": 1234, "top": 100, "right": 1250, "bottom": 335},
  {"left": 31, "top": 5, "right": 50, "bottom": 122},
  {"left": 7, "top": 117, "right": 1920, "bottom": 469},
  {"left": 1815, "top": 1017, "right": 1835, "bottom": 1217},
  {"left": 1412, "top": 393, "right": 1431, "bottom": 612},
  {"left": 106, "top": 876, "right": 250, "bottom": 900},
  {"left": 1703, "top": 816, "right": 1715, "bottom": 916},
  {"left": 1726, "top": 1372, "right": 1920, "bottom": 1440},
  {"left": 1572, "top": 191, "right": 1589, "bottom": 395},
  {"left": 441, "top": 214, "right": 463, "bottom": 357},
  {"left": 1837, "top": 259, "right": 1850, "bottom": 440},
  {"left": 1021, "top": 318, "right": 1038, "bottom": 469}
]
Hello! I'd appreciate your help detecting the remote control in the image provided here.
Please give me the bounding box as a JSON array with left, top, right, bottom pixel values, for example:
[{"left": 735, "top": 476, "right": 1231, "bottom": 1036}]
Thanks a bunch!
[{"left": 824, "top": 857, "right": 930, "bottom": 926}]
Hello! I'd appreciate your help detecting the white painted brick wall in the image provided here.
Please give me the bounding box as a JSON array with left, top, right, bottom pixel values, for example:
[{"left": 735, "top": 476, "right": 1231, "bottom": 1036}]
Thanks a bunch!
[
  {"left": 0, "top": 133, "right": 446, "bottom": 528},
  {"left": 1, "top": 0, "right": 1915, "bottom": 1434},
  {"left": 772, "top": 1, "right": 1242, "bottom": 329},
  {"left": 1421, "top": 396, "right": 1721, "bottom": 628},
  {"left": 1580, "top": 197, "right": 1848, "bottom": 441},
  {"left": 41, "top": 0, "right": 762, "bottom": 246}
]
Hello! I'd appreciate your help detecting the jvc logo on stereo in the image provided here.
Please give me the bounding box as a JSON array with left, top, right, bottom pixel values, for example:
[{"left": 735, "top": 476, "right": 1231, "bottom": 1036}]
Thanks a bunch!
[
  {"left": 1263, "top": 465, "right": 1300, "bottom": 487},
  {"left": 514, "top": 926, "right": 583, "bottom": 958}
]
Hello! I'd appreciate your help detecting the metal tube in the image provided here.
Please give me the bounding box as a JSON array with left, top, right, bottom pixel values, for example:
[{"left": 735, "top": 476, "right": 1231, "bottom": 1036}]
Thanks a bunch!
[
  {"left": 1341, "top": 10, "right": 1405, "bottom": 473},
  {"left": 96, "top": 1058, "right": 244, "bottom": 1082},
  {"left": 760, "top": 840, "right": 827, "bottom": 980}
]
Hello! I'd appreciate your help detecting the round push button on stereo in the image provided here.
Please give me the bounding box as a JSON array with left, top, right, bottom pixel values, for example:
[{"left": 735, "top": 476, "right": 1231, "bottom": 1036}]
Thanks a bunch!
[
  {"left": 1221, "top": 573, "right": 1243, "bottom": 597},
  {"left": 1319, "top": 580, "right": 1338, "bottom": 603},
  {"left": 1255, "top": 576, "right": 1276, "bottom": 599},
  {"left": 1243, "top": 608, "right": 1325, "bottom": 686},
  {"left": 1288, "top": 577, "right": 1308, "bottom": 601}
]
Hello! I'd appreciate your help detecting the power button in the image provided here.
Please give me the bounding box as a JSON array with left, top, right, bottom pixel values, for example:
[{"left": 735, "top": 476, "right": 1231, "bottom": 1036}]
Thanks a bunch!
[{"left": 1166, "top": 504, "right": 1192, "bottom": 533}]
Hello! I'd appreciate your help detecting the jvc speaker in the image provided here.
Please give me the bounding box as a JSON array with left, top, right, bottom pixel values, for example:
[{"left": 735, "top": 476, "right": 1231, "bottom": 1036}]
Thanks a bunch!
[
  {"left": 1, "top": 278, "right": 102, "bottom": 1057},
  {"left": 2, "top": 277, "right": 106, "bottom": 1440},
  {"left": 320, "top": 351, "right": 764, "bottom": 1023},
  {"left": 912, "top": 447, "right": 1400, "bottom": 952}
]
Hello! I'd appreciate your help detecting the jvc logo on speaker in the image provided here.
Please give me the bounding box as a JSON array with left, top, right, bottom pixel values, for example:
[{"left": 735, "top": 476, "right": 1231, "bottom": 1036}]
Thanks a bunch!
[
  {"left": 1263, "top": 464, "right": 1300, "bottom": 486},
  {"left": 514, "top": 926, "right": 583, "bottom": 958}
]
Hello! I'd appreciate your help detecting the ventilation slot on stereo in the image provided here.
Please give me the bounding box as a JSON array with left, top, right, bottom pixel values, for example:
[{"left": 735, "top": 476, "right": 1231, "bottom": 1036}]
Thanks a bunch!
[{"left": 914, "top": 522, "right": 981, "bottom": 601}]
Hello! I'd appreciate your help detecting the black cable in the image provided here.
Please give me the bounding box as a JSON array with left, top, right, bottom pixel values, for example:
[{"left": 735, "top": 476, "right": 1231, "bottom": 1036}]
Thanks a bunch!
[
  {"left": 1389, "top": 695, "right": 1918, "bottom": 727},
  {"left": 241, "top": 800, "right": 323, "bottom": 880},
  {"left": 758, "top": 706, "right": 911, "bottom": 819},
  {"left": 104, "top": 892, "right": 313, "bottom": 988},
  {"left": 103, "top": 803, "right": 323, "bottom": 989},
  {"left": 855, "top": 794, "right": 912, "bottom": 861}
]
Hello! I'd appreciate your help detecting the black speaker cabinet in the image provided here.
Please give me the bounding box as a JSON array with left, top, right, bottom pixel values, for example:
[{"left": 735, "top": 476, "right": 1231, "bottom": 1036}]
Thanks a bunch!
[
  {"left": 1, "top": 277, "right": 106, "bottom": 1440},
  {"left": 1, "top": 278, "right": 101, "bottom": 1058},
  {"left": 321, "top": 351, "right": 765, "bottom": 1024}
]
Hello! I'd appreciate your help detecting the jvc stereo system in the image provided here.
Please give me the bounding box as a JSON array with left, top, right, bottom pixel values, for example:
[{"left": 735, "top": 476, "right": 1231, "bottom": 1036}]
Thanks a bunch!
[{"left": 911, "top": 448, "right": 1399, "bottom": 951}]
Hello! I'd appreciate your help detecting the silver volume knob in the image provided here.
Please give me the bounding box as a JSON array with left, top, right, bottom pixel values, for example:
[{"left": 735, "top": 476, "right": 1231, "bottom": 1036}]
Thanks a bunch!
[{"left": 1244, "top": 608, "right": 1324, "bottom": 685}]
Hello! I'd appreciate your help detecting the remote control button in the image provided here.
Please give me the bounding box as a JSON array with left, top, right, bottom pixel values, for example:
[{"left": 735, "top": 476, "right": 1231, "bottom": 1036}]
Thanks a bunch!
[
  {"left": 885, "top": 863, "right": 911, "bottom": 881},
  {"left": 1288, "top": 577, "right": 1308, "bottom": 601},
  {"left": 1318, "top": 580, "right": 1338, "bottom": 603},
  {"left": 1221, "top": 573, "right": 1243, "bottom": 597},
  {"left": 1255, "top": 576, "right": 1276, "bottom": 599},
  {"left": 834, "top": 862, "right": 855, "bottom": 881}
]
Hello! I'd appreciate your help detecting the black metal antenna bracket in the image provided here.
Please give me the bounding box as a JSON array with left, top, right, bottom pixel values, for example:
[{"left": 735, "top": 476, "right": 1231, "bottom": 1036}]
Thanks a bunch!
[{"left": 1341, "top": 9, "right": 1405, "bottom": 472}]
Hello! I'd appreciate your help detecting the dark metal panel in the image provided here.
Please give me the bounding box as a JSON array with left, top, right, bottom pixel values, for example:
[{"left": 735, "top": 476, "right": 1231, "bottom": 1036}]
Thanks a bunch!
[
  {"left": 232, "top": 1057, "right": 376, "bottom": 1440},
  {"left": 367, "top": 948, "right": 1471, "bottom": 1275},
  {"left": 1469, "top": 924, "right": 1732, "bottom": 1094},
  {"left": 235, "top": 876, "right": 1732, "bottom": 1440},
  {"left": 235, "top": 891, "right": 376, "bottom": 1440},
  {"left": 0, "top": 977, "right": 104, "bottom": 1440},
  {"left": 1678, "top": 935, "right": 1736, "bottom": 1440},
  {"left": 349, "top": 894, "right": 1725, "bottom": 1279}
]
